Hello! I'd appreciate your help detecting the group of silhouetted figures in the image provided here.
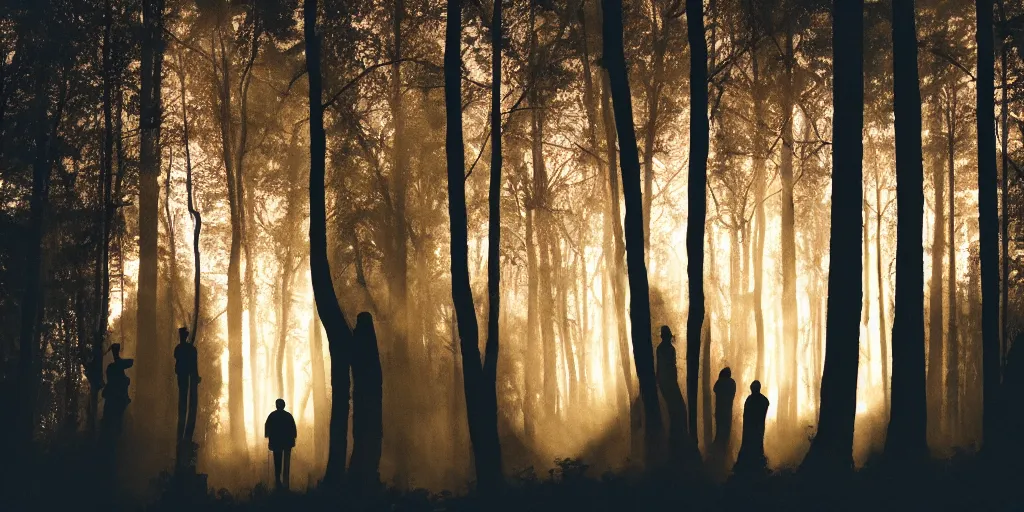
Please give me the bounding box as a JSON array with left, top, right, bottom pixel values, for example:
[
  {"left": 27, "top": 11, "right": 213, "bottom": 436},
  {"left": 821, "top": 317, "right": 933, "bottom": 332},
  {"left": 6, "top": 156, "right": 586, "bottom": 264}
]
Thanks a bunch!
[
  {"left": 97, "top": 319, "right": 776, "bottom": 492},
  {"left": 656, "top": 326, "right": 770, "bottom": 475},
  {"left": 98, "top": 326, "right": 299, "bottom": 491}
]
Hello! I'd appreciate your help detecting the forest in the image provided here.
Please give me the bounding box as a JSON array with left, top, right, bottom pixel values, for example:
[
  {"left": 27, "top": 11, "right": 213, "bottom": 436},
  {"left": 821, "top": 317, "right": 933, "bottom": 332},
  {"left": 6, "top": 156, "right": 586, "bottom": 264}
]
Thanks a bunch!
[{"left": 2, "top": 0, "right": 1024, "bottom": 509}]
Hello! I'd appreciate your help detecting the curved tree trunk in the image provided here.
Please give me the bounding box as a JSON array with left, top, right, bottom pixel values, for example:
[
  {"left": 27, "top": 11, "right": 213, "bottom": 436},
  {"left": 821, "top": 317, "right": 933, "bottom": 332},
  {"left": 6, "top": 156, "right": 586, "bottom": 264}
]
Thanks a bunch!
[
  {"left": 304, "top": 0, "right": 354, "bottom": 487},
  {"left": 602, "top": 0, "right": 664, "bottom": 466},
  {"left": 443, "top": 0, "right": 503, "bottom": 492}
]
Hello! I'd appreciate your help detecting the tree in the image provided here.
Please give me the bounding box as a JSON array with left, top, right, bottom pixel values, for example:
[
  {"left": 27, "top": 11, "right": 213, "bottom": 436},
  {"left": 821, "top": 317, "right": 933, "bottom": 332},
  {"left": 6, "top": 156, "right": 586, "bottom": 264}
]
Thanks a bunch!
[
  {"left": 976, "top": 0, "right": 1000, "bottom": 448},
  {"left": 885, "top": 0, "right": 928, "bottom": 462},
  {"left": 601, "top": 0, "right": 663, "bottom": 465},
  {"left": 304, "top": 0, "right": 355, "bottom": 487},
  {"left": 802, "top": 0, "right": 862, "bottom": 472},
  {"left": 684, "top": 0, "right": 708, "bottom": 449},
  {"left": 443, "top": 0, "right": 503, "bottom": 492},
  {"left": 135, "top": 0, "right": 165, "bottom": 433}
]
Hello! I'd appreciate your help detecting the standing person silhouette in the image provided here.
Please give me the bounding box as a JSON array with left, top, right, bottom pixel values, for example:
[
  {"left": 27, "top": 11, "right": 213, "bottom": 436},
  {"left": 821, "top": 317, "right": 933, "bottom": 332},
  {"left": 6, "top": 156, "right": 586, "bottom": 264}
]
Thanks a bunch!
[
  {"left": 713, "top": 367, "right": 737, "bottom": 455},
  {"left": 100, "top": 344, "right": 134, "bottom": 445},
  {"left": 174, "top": 327, "right": 200, "bottom": 470},
  {"left": 265, "top": 399, "right": 297, "bottom": 490},
  {"left": 734, "top": 380, "right": 769, "bottom": 475}
]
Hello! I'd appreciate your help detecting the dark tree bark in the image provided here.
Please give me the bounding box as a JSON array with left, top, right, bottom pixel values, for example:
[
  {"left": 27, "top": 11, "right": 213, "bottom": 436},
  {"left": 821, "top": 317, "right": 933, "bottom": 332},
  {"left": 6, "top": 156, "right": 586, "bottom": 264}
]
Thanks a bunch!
[
  {"left": 304, "top": 0, "right": 355, "bottom": 487},
  {"left": 802, "top": 0, "right": 862, "bottom": 472},
  {"left": 684, "top": 0, "right": 708, "bottom": 448},
  {"left": 443, "top": 0, "right": 503, "bottom": 492},
  {"left": 135, "top": 0, "right": 165, "bottom": 430},
  {"left": 975, "top": 0, "right": 1000, "bottom": 448},
  {"left": 602, "top": 0, "right": 663, "bottom": 465},
  {"left": 885, "top": 0, "right": 928, "bottom": 462},
  {"left": 349, "top": 313, "right": 383, "bottom": 491},
  {"left": 18, "top": 61, "right": 54, "bottom": 448}
]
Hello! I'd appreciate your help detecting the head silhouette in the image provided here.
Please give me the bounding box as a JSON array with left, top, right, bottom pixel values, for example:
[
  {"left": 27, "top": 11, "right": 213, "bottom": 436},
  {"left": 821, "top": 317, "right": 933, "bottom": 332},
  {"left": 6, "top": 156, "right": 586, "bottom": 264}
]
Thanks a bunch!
[
  {"left": 751, "top": 380, "right": 761, "bottom": 394},
  {"left": 719, "top": 367, "right": 732, "bottom": 380},
  {"left": 276, "top": 399, "right": 285, "bottom": 411},
  {"left": 110, "top": 343, "right": 121, "bottom": 359},
  {"left": 179, "top": 326, "right": 189, "bottom": 344},
  {"left": 660, "top": 325, "right": 673, "bottom": 342}
]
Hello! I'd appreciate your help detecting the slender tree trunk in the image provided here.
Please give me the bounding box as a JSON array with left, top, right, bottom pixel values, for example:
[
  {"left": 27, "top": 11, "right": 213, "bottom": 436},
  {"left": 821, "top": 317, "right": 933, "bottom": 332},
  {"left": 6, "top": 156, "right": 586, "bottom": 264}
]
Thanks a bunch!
[
  {"left": 751, "top": 58, "right": 767, "bottom": 382},
  {"left": 885, "top": 0, "right": 928, "bottom": 462},
  {"left": 876, "top": 164, "right": 890, "bottom": 414},
  {"left": 975, "top": 0, "right": 1000, "bottom": 449},
  {"left": 684, "top": 0, "right": 708, "bottom": 448},
  {"left": 444, "top": 0, "right": 503, "bottom": 491},
  {"left": 600, "top": 56, "right": 638, "bottom": 450},
  {"left": 18, "top": 65, "right": 54, "bottom": 447},
  {"left": 305, "top": 0, "right": 354, "bottom": 486},
  {"left": 802, "top": 0, "right": 862, "bottom": 472},
  {"left": 90, "top": 0, "right": 116, "bottom": 438},
  {"left": 602, "top": 0, "right": 664, "bottom": 465},
  {"left": 389, "top": 0, "right": 412, "bottom": 473},
  {"left": 779, "top": 29, "right": 798, "bottom": 427},
  {"left": 946, "top": 94, "right": 959, "bottom": 441},
  {"left": 928, "top": 109, "right": 947, "bottom": 443}
]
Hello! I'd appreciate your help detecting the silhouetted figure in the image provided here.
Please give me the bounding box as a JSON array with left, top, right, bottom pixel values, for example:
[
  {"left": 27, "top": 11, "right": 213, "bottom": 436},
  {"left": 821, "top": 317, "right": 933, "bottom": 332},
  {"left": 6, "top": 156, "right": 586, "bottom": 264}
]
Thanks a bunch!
[
  {"left": 100, "top": 344, "right": 133, "bottom": 445},
  {"left": 734, "top": 380, "right": 769, "bottom": 475},
  {"left": 713, "top": 367, "right": 736, "bottom": 455},
  {"left": 174, "top": 326, "right": 200, "bottom": 469},
  {"left": 265, "top": 399, "right": 296, "bottom": 490},
  {"left": 656, "top": 325, "right": 693, "bottom": 467}
]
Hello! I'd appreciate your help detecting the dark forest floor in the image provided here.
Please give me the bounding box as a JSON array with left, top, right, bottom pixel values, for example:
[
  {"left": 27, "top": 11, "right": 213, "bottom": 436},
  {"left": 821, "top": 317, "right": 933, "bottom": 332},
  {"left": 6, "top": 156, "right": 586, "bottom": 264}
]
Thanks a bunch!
[{"left": 6, "top": 449, "right": 1024, "bottom": 511}]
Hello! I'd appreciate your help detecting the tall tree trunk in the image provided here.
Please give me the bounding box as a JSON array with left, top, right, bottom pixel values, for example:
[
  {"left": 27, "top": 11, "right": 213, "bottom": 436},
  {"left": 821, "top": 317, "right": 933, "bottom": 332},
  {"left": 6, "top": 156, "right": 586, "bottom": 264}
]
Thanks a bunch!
[
  {"left": 602, "top": 0, "right": 664, "bottom": 465},
  {"left": 928, "top": 109, "right": 947, "bottom": 443},
  {"left": 779, "top": 29, "right": 798, "bottom": 427},
  {"left": 945, "top": 92, "right": 959, "bottom": 441},
  {"left": 18, "top": 64, "right": 54, "bottom": 447},
  {"left": 136, "top": 0, "right": 165, "bottom": 432},
  {"left": 444, "top": 0, "right": 503, "bottom": 492},
  {"left": 213, "top": 29, "right": 248, "bottom": 453},
  {"left": 885, "top": 0, "right": 927, "bottom": 462},
  {"left": 90, "top": 0, "right": 116, "bottom": 438},
  {"left": 600, "top": 56, "right": 637, "bottom": 450},
  {"left": 802, "top": 0, "right": 862, "bottom": 471},
  {"left": 305, "top": 0, "right": 354, "bottom": 486},
  {"left": 525, "top": 204, "right": 539, "bottom": 440},
  {"left": 751, "top": 58, "right": 767, "bottom": 382},
  {"left": 684, "top": 0, "right": 708, "bottom": 448},
  {"left": 389, "top": 0, "right": 412, "bottom": 473},
  {"left": 875, "top": 163, "right": 890, "bottom": 414},
  {"left": 975, "top": 0, "right": 1000, "bottom": 448}
]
